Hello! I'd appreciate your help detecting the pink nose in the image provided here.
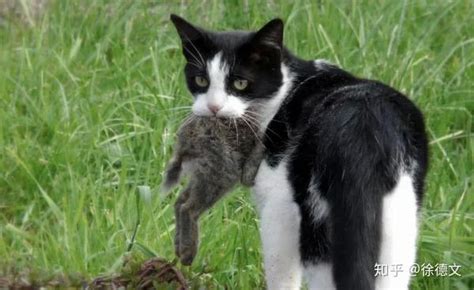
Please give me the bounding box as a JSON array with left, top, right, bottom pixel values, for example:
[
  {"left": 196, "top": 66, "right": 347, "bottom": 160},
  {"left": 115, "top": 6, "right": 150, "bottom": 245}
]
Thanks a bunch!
[{"left": 208, "top": 104, "right": 222, "bottom": 114}]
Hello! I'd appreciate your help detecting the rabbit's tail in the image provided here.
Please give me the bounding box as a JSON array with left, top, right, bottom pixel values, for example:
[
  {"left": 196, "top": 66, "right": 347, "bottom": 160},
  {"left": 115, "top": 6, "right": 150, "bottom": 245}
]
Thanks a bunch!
[{"left": 161, "top": 158, "right": 183, "bottom": 194}]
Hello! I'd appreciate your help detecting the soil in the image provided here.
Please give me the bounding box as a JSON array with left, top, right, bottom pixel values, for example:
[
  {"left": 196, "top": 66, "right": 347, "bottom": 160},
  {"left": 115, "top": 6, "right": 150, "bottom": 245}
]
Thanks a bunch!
[{"left": 0, "top": 258, "right": 188, "bottom": 290}]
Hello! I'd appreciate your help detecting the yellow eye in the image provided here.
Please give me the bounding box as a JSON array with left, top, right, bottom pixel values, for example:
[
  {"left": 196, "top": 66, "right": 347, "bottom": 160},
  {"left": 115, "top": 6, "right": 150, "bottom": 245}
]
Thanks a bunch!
[
  {"left": 195, "top": 76, "right": 209, "bottom": 87},
  {"left": 233, "top": 79, "right": 248, "bottom": 90}
]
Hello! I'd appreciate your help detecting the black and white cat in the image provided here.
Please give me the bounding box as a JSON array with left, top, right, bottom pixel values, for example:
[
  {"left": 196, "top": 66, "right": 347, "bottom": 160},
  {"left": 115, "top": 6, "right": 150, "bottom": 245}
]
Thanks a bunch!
[{"left": 170, "top": 14, "right": 428, "bottom": 290}]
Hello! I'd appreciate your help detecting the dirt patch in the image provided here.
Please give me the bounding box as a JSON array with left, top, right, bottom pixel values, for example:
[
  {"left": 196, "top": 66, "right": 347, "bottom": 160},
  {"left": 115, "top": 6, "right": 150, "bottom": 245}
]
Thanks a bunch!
[
  {"left": 90, "top": 258, "right": 187, "bottom": 289},
  {"left": 0, "top": 258, "right": 188, "bottom": 289}
]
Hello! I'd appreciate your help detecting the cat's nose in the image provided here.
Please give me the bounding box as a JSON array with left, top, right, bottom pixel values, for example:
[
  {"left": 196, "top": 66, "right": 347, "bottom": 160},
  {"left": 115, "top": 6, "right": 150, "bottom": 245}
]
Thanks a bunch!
[{"left": 208, "top": 104, "right": 222, "bottom": 115}]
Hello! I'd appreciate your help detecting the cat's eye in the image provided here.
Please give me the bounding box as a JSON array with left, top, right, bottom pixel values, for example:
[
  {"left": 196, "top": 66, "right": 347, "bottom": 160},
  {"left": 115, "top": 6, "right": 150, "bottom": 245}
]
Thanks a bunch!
[
  {"left": 194, "top": 76, "right": 209, "bottom": 87},
  {"left": 233, "top": 79, "right": 248, "bottom": 90}
]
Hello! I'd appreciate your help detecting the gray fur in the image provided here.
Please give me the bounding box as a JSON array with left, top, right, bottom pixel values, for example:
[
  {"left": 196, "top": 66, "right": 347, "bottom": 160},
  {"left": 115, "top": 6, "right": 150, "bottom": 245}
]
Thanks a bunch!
[{"left": 162, "top": 116, "right": 263, "bottom": 265}]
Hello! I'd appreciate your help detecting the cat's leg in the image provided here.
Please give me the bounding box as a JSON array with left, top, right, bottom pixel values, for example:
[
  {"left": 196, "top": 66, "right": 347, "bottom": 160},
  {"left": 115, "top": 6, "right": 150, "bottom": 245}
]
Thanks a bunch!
[
  {"left": 325, "top": 156, "right": 420, "bottom": 290},
  {"left": 375, "top": 173, "right": 419, "bottom": 290},
  {"left": 304, "top": 262, "right": 335, "bottom": 290},
  {"left": 313, "top": 100, "right": 421, "bottom": 290},
  {"left": 253, "top": 160, "right": 303, "bottom": 290}
]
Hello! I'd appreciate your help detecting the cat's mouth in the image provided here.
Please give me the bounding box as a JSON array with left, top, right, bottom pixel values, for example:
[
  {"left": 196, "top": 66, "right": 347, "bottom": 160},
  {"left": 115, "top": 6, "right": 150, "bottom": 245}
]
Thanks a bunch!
[
  {"left": 193, "top": 111, "right": 261, "bottom": 132},
  {"left": 192, "top": 106, "right": 246, "bottom": 119},
  {"left": 193, "top": 109, "right": 256, "bottom": 121},
  {"left": 191, "top": 93, "right": 249, "bottom": 119}
]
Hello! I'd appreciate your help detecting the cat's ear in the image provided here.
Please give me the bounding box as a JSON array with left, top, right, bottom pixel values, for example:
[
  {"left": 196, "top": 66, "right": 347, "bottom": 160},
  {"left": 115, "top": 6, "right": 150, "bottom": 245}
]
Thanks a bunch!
[
  {"left": 253, "top": 18, "right": 284, "bottom": 51},
  {"left": 246, "top": 19, "right": 284, "bottom": 64},
  {"left": 170, "top": 14, "right": 204, "bottom": 45}
]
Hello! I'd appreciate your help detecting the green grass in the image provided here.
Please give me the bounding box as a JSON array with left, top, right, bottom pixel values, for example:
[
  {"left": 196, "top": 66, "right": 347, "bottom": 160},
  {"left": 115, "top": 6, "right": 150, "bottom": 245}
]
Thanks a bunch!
[{"left": 0, "top": 0, "right": 472, "bottom": 289}]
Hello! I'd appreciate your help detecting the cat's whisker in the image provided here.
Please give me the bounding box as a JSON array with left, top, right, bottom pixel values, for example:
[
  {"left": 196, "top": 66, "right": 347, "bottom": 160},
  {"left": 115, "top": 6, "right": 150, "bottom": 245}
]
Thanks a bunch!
[
  {"left": 166, "top": 106, "right": 193, "bottom": 111},
  {"left": 242, "top": 112, "right": 261, "bottom": 123},
  {"left": 244, "top": 109, "right": 268, "bottom": 121},
  {"left": 242, "top": 123, "right": 272, "bottom": 148},
  {"left": 241, "top": 116, "right": 265, "bottom": 148},
  {"left": 243, "top": 113, "right": 278, "bottom": 139},
  {"left": 170, "top": 110, "right": 192, "bottom": 118},
  {"left": 183, "top": 45, "right": 205, "bottom": 68},
  {"left": 232, "top": 117, "right": 239, "bottom": 144},
  {"left": 243, "top": 119, "right": 267, "bottom": 143},
  {"left": 187, "top": 61, "right": 203, "bottom": 69},
  {"left": 180, "top": 114, "right": 197, "bottom": 129},
  {"left": 180, "top": 117, "right": 192, "bottom": 128},
  {"left": 247, "top": 109, "right": 286, "bottom": 125},
  {"left": 246, "top": 105, "right": 285, "bottom": 122},
  {"left": 182, "top": 34, "right": 206, "bottom": 67}
]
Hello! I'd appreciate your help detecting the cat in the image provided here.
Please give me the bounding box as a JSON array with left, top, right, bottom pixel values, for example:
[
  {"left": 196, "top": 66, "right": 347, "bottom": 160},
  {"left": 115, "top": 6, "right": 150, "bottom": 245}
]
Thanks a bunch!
[
  {"left": 162, "top": 116, "right": 263, "bottom": 265},
  {"left": 170, "top": 14, "right": 428, "bottom": 290}
]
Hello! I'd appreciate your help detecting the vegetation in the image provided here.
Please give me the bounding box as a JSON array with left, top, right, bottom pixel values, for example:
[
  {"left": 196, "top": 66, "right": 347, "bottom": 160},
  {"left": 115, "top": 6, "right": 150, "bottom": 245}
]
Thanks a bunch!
[{"left": 0, "top": 0, "right": 472, "bottom": 288}]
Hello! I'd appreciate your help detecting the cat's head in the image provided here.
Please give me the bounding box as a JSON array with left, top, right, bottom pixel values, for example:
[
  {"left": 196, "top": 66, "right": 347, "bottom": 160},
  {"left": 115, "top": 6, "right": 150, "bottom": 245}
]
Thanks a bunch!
[{"left": 171, "top": 14, "right": 291, "bottom": 124}]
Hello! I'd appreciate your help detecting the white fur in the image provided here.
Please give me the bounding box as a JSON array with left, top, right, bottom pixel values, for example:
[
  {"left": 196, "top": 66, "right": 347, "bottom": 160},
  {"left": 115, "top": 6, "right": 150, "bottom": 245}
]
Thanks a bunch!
[
  {"left": 314, "top": 59, "right": 333, "bottom": 70},
  {"left": 253, "top": 159, "right": 303, "bottom": 290},
  {"left": 192, "top": 52, "right": 248, "bottom": 118},
  {"left": 259, "top": 64, "right": 294, "bottom": 132},
  {"left": 251, "top": 63, "right": 300, "bottom": 289},
  {"left": 307, "top": 177, "right": 330, "bottom": 223},
  {"left": 376, "top": 172, "right": 419, "bottom": 290},
  {"left": 304, "top": 263, "right": 335, "bottom": 290}
]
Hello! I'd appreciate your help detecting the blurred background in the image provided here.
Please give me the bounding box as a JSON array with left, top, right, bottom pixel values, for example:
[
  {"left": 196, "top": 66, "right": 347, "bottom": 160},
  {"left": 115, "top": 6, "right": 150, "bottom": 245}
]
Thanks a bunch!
[{"left": 0, "top": 0, "right": 472, "bottom": 288}]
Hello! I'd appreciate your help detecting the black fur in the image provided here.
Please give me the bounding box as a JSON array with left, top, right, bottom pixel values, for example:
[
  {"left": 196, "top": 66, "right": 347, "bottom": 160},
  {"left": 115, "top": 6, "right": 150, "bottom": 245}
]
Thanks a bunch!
[
  {"left": 266, "top": 58, "right": 428, "bottom": 289},
  {"left": 171, "top": 15, "right": 429, "bottom": 290},
  {"left": 171, "top": 15, "right": 284, "bottom": 102}
]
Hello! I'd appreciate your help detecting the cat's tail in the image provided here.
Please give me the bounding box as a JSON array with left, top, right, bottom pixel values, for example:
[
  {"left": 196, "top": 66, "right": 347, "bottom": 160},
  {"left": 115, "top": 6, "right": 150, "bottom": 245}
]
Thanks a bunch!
[{"left": 160, "top": 158, "right": 183, "bottom": 194}]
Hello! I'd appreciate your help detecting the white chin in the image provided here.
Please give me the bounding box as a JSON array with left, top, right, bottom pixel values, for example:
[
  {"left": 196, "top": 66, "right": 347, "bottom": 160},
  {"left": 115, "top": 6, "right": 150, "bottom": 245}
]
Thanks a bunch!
[
  {"left": 192, "top": 109, "right": 244, "bottom": 119},
  {"left": 191, "top": 95, "right": 248, "bottom": 118},
  {"left": 216, "top": 111, "right": 242, "bottom": 118}
]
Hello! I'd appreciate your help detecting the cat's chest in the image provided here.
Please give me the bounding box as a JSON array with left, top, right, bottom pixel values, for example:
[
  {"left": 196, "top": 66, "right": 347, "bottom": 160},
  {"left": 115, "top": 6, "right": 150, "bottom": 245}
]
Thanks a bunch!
[{"left": 252, "top": 159, "right": 294, "bottom": 211}]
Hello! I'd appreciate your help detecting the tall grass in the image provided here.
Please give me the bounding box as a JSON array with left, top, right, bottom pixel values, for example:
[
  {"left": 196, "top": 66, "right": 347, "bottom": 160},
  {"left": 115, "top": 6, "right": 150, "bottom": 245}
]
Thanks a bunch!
[{"left": 0, "top": 0, "right": 472, "bottom": 289}]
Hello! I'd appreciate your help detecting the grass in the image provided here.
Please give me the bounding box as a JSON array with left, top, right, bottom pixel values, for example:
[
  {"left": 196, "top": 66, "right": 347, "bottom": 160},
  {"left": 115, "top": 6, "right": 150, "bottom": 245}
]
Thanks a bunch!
[{"left": 0, "top": 0, "right": 472, "bottom": 289}]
